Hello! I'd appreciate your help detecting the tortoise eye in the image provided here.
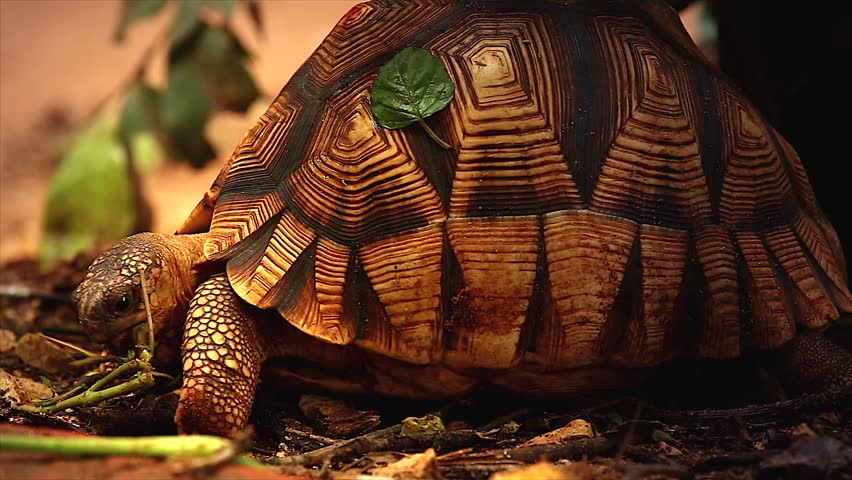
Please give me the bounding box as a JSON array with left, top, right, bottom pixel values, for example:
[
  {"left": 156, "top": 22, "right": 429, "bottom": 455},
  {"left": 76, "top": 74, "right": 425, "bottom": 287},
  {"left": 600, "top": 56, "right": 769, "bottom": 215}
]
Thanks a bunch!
[{"left": 114, "top": 293, "right": 133, "bottom": 314}]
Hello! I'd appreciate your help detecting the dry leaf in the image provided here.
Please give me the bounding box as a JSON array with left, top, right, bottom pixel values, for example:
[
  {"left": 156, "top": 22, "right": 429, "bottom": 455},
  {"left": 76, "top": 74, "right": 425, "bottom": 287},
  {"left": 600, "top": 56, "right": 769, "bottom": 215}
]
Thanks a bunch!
[
  {"left": 0, "top": 368, "right": 53, "bottom": 405},
  {"left": 791, "top": 423, "right": 816, "bottom": 438},
  {"left": 658, "top": 441, "right": 684, "bottom": 456},
  {"left": 521, "top": 419, "right": 595, "bottom": 446},
  {"left": 371, "top": 448, "right": 440, "bottom": 479},
  {"left": 13, "top": 333, "right": 75, "bottom": 374},
  {"left": 0, "top": 329, "right": 16, "bottom": 353}
]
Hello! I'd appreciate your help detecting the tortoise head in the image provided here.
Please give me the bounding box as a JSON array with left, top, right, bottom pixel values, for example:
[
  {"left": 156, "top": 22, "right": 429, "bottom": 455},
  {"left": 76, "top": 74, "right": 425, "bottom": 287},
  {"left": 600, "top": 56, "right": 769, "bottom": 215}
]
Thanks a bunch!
[{"left": 72, "top": 232, "right": 209, "bottom": 364}]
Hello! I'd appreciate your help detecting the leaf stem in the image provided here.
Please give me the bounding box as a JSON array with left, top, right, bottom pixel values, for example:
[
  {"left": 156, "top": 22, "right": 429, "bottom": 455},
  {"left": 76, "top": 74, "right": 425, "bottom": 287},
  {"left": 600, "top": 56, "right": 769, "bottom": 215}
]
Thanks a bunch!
[
  {"left": 418, "top": 119, "right": 452, "bottom": 150},
  {"left": 0, "top": 433, "right": 231, "bottom": 458},
  {"left": 140, "top": 269, "right": 156, "bottom": 360}
]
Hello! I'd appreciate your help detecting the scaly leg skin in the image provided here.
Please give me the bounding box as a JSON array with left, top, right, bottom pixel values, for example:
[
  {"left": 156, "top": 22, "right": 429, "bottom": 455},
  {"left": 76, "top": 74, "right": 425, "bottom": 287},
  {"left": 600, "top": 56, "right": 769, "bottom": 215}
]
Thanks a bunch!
[
  {"left": 174, "top": 273, "right": 266, "bottom": 437},
  {"left": 776, "top": 332, "right": 852, "bottom": 394}
]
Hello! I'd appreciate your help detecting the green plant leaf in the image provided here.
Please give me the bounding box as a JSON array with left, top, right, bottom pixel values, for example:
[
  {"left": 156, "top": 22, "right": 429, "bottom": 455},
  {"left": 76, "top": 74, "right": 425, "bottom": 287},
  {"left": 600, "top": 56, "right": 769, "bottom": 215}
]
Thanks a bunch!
[
  {"left": 42, "top": 118, "right": 136, "bottom": 265},
  {"left": 170, "top": 0, "right": 203, "bottom": 45},
  {"left": 202, "top": 0, "right": 237, "bottom": 18},
  {"left": 162, "top": 61, "right": 210, "bottom": 140},
  {"left": 190, "top": 27, "right": 259, "bottom": 112},
  {"left": 118, "top": 84, "right": 164, "bottom": 173},
  {"left": 161, "top": 60, "right": 214, "bottom": 166},
  {"left": 118, "top": 83, "right": 161, "bottom": 142},
  {"left": 371, "top": 46, "right": 454, "bottom": 129},
  {"left": 129, "top": 131, "right": 164, "bottom": 174},
  {"left": 651, "top": 429, "right": 676, "bottom": 444},
  {"left": 114, "top": 0, "right": 167, "bottom": 42}
]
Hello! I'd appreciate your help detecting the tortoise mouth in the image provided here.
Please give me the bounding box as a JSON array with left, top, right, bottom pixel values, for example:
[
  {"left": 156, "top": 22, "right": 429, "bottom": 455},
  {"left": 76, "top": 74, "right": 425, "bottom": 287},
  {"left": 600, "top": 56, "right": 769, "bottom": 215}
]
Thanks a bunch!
[{"left": 79, "top": 313, "right": 146, "bottom": 350}]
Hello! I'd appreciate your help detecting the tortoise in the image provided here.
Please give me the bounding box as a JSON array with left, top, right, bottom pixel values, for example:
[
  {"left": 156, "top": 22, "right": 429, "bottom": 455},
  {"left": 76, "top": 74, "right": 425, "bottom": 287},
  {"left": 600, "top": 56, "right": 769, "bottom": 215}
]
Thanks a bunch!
[{"left": 72, "top": 0, "right": 852, "bottom": 437}]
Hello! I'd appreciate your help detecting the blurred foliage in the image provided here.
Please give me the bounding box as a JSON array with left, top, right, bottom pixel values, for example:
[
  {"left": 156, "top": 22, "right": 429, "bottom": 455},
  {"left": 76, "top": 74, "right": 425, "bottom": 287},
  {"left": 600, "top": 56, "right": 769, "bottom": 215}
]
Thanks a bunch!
[
  {"left": 41, "top": 115, "right": 162, "bottom": 265},
  {"left": 41, "top": 0, "right": 263, "bottom": 264},
  {"left": 118, "top": 0, "right": 262, "bottom": 167}
]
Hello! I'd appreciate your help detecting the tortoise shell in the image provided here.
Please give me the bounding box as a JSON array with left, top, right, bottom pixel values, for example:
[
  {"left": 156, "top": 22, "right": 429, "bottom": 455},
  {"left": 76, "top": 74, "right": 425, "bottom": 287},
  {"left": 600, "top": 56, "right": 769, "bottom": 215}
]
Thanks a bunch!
[{"left": 177, "top": 0, "right": 851, "bottom": 373}]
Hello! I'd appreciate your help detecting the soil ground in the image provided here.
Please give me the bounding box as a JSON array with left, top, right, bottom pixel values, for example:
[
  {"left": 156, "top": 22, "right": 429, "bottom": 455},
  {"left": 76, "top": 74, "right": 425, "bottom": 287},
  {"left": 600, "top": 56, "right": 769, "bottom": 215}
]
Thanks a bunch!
[{"left": 1, "top": 256, "right": 851, "bottom": 478}]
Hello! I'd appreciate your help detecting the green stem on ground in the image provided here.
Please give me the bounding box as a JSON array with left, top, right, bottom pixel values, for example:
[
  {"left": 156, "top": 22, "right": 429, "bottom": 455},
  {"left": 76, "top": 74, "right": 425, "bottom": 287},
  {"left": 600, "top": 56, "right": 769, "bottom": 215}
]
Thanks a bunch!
[
  {"left": 0, "top": 433, "right": 263, "bottom": 468},
  {"left": 33, "top": 384, "right": 86, "bottom": 407},
  {"left": 18, "top": 266, "right": 161, "bottom": 414},
  {"left": 17, "top": 369, "right": 154, "bottom": 414},
  {"left": 418, "top": 118, "right": 452, "bottom": 150}
]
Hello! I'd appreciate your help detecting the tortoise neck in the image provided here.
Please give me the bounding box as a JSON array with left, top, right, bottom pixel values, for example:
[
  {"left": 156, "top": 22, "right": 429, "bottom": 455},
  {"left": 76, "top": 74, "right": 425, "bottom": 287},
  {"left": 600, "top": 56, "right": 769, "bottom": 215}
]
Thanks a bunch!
[{"left": 164, "top": 233, "right": 214, "bottom": 297}]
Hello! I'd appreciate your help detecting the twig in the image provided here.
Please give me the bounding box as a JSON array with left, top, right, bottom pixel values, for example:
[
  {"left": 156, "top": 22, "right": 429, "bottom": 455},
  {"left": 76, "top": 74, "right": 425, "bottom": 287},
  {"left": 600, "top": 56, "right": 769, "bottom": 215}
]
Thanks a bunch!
[
  {"left": 139, "top": 269, "right": 155, "bottom": 360},
  {"left": 616, "top": 403, "right": 644, "bottom": 460},
  {"left": 39, "top": 333, "right": 108, "bottom": 360},
  {"left": 277, "top": 424, "right": 401, "bottom": 467},
  {"left": 277, "top": 426, "right": 492, "bottom": 468},
  {"left": 282, "top": 428, "right": 338, "bottom": 448},
  {"left": 642, "top": 388, "right": 852, "bottom": 423},
  {"left": 693, "top": 449, "right": 781, "bottom": 473},
  {"left": 452, "top": 436, "right": 618, "bottom": 463}
]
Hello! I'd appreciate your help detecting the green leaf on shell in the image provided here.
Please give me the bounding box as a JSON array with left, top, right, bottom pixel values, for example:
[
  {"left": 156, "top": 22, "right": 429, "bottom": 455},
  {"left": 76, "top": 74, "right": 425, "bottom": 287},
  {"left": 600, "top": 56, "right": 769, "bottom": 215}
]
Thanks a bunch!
[
  {"left": 371, "top": 47, "right": 454, "bottom": 129},
  {"left": 114, "top": 0, "right": 167, "bottom": 42}
]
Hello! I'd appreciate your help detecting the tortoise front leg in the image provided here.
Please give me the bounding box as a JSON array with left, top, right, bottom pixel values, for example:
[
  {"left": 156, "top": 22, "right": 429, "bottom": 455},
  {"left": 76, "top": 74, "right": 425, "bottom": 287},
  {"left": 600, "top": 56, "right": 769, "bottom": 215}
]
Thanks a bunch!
[{"left": 175, "top": 273, "right": 265, "bottom": 437}]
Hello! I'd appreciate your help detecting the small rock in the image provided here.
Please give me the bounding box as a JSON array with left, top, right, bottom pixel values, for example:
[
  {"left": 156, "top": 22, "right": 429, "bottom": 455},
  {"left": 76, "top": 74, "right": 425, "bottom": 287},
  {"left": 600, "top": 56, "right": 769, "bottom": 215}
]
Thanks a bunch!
[
  {"left": 0, "top": 368, "right": 53, "bottom": 405},
  {"left": 370, "top": 448, "right": 440, "bottom": 479},
  {"left": 521, "top": 419, "right": 595, "bottom": 446}
]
